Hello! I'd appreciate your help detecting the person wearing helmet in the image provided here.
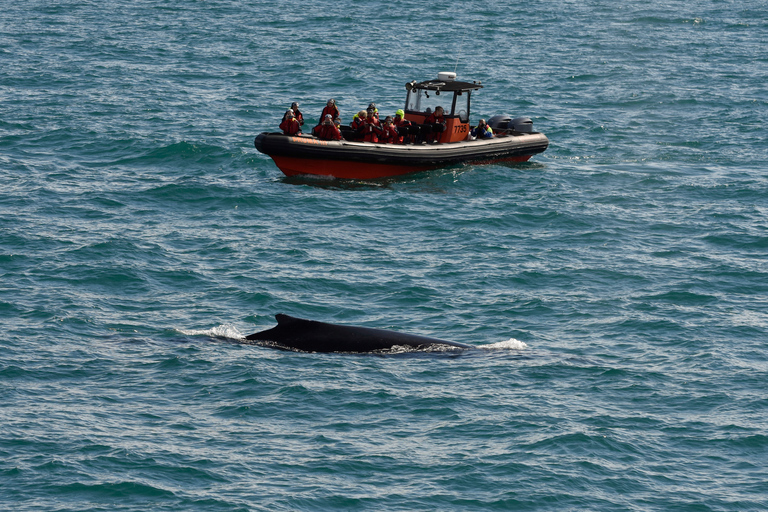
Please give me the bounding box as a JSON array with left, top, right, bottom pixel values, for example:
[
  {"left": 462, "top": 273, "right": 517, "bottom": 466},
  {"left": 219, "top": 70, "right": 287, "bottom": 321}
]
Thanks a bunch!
[
  {"left": 279, "top": 109, "right": 302, "bottom": 136},
  {"left": 290, "top": 102, "right": 304, "bottom": 126},
  {"left": 393, "top": 109, "right": 412, "bottom": 144},
  {"left": 313, "top": 114, "right": 342, "bottom": 141}
]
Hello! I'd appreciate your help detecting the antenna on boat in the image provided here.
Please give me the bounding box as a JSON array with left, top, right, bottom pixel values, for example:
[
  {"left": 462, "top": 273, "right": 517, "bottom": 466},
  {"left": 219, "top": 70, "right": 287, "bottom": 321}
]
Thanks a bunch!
[{"left": 454, "top": 30, "right": 467, "bottom": 74}]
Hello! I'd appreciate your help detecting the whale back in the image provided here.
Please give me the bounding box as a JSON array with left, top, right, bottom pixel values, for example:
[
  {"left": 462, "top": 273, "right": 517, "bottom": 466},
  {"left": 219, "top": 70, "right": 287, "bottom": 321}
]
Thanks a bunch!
[{"left": 245, "top": 314, "right": 469, "bottom": 353}]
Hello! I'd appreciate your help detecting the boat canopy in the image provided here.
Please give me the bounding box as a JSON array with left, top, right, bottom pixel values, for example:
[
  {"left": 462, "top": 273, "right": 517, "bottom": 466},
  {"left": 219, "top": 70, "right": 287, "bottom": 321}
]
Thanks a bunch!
[
  {"left": 404, "top": 74, "right": 482, "bottom": 123},
  {"left": 405, "top": 78, "right": 483, "bottom": 94}
]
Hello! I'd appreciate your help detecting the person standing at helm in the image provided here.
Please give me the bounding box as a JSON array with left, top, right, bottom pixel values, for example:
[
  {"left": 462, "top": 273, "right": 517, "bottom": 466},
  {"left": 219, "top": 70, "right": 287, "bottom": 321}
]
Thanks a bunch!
[{"left": 279, "top": 110, "right": 302, "bottom": 136}]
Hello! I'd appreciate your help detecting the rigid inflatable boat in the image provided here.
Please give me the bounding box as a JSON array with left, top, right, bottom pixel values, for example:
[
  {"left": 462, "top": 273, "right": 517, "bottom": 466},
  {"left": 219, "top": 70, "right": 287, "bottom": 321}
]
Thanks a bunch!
[{"left": 254, "top": 72, "right": 549, "bottom": 180}]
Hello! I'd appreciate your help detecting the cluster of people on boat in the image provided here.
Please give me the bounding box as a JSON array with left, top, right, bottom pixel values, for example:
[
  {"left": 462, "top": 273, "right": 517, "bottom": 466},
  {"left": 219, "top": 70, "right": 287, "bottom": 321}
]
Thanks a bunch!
[{"left": 278, "top": 99, "right": 495, "bottom": 143}]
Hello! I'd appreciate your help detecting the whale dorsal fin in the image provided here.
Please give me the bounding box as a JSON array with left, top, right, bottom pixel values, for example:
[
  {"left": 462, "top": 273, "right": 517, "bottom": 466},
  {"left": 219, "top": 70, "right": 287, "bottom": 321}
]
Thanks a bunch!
[{"left": 275, "top": 313, "right": 303, "bottom": 325}]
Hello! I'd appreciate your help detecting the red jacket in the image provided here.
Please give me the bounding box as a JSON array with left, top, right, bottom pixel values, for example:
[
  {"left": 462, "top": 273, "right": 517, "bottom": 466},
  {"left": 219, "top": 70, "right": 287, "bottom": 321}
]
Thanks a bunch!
[
  {"left": 314, "top": 123, "right": 342, "bottom": 141},
  {"left": 279, "top": 118, "right": 301, "bottom": 136},
  {"left": 424, "top": 112, "right": 445, "bottom": 125},
  {"left": 346, "top": 117, "right": 363, "bottom": 140},
  {"left": 320, "top": 105, "right": 340, "bottom": 121},
  {"left": 379, "top": 124, "right": 399, "bottom": 144},
  {"left": 351, "top": 116, "right": 366, "bottom": 131},
  {"left": 424, "top": 112, "right": 445, "bottom": 142},
  {"left": 360, "top": 117, "right": 381, "bottom": 143},
  {"left": 393, "top": 118, "right": 411, "bottom": 143}
]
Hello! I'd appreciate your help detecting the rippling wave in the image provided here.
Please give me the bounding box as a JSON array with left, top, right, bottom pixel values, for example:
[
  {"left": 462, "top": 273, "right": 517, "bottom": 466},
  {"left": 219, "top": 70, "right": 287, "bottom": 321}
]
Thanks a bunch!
[{"left": 2, "top": 0, "right": 767, "bottom": 510}]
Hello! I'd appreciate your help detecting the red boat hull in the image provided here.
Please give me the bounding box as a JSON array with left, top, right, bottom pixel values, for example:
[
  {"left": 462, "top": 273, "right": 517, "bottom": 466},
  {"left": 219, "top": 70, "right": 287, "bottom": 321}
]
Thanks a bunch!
[{"left": 272, "top": 154, "right": 533, "bottom": 179}]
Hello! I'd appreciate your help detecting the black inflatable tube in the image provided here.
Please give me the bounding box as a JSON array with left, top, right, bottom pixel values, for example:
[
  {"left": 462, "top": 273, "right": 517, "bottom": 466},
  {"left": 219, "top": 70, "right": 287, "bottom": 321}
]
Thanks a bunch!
[{"left": 254, "top": 132, "right": 549, "bottom": 167}]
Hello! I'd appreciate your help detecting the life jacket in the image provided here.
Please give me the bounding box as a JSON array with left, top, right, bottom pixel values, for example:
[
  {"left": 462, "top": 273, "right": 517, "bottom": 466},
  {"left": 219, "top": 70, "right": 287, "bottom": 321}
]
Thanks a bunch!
[
  {"left": 351, "top": 115, "right": 366, "bottom": 131},
  {"left": 424, "top": 112, "right": 445, "bottom": 125},
  {"left": 472, "top": 124, "right": 494, "bottom": 139},
  {"left": 393, "top": 117, "right": 412, "bottom": 143},
  {"left": 320, "top": 105, "right": 340, "bottom": 122},
  {"left": 379, "top": 124, "right": 398, "bottom": 144},
  {"left": 292, "top": 109, "right": 304, "bottom": 126},
  {"left": 424, "top": 112, "right": 445, "bottom": 142},
  {"left": 279, "top": 118, "right": 301, "bottom": 136},
  {"left": 360, "top": 116, "right": 381, "bottom": 143},
  {"left": 314, "top": 123, "right": 342, "bottom": 141}
]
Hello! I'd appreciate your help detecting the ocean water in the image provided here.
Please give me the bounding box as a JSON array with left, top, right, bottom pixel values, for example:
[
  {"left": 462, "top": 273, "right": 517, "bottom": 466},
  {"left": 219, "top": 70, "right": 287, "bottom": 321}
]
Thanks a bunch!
[{"left": 1, "top": 0, "right": 767, "bottom": 510}]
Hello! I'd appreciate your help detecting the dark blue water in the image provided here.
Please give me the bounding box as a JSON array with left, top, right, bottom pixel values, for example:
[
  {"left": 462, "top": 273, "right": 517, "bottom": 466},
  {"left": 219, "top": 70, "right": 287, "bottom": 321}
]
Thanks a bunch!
[{"left": 2, "top": 1, "right": 767, "bottom": 510}]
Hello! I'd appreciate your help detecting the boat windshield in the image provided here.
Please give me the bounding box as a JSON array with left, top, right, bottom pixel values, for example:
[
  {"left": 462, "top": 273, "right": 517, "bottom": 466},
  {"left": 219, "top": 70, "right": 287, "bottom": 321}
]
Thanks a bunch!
[
  {"left": 406, "top": 89, "right": 454, "bottom": 116},
  {"left": 454, "top": 91, "right": 470, "bottom": 123},
  {"left": 406, "top": 88, "right": 470, "bottom": 122}
]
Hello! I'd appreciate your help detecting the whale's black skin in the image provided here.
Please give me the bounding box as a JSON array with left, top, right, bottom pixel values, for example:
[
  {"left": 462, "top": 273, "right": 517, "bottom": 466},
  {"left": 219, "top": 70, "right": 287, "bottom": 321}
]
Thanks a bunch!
[{"left": 245, "top": 314, "right": 471, "bottom": 353}]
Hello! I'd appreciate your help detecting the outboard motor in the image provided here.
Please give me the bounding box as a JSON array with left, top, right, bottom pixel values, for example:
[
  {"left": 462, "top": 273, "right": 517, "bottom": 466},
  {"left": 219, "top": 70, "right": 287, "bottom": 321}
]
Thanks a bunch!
[
  {"left": 510, "top": 117, "right": 534, "bottom": 132},
  {"left": 487, "top": 115, "right": 534, "bottom": 133},
  {"left": 487, "top": 115, "right": 511, "bottom": 130}
]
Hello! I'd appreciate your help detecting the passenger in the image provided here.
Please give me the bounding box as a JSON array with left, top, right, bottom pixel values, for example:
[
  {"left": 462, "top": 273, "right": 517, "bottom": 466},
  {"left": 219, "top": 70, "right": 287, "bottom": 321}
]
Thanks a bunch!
[
  {"left": 367, "top": 102, "right": 380, "bottom": 121},
  {"left": 351, "top": 110, "right": 367, "bottom": 131},
  {"left": 319, "top": 99, "right": 340, "bottom": 124},
  {"left": 471, "top": 119, "right": 494, "bottom": 139},
  {"left": 424, "top": 106, "right": 446, "bottom": 143},
  {"left": 378, "top": 116, "right": 399, "bottom": 144},
  {"left": 348, "top": 110, "right": 368, "bottom": 141},
  {"left": 279, "top": 110, "right": 302, "bottom": 136},
  {"left": 312, "top": 114, "right": 343, "bottom": 140},
  {"left": 290, "top": 102, "right": 304, "bottom": 126},
  {"left": 334, "top": 117, "right": 345, "bottom": 139},
  {"left": 360, "top": 107, "right": 382, "bottom": 143},
  {"left": 393, "top": 109, "right": 412, "bottom": 144}
]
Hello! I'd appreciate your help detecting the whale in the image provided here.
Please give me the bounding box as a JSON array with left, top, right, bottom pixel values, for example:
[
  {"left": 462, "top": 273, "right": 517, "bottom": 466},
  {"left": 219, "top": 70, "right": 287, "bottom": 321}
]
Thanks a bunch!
[{"left": 245, "top": 314, "right": 472, "bottom": 353}]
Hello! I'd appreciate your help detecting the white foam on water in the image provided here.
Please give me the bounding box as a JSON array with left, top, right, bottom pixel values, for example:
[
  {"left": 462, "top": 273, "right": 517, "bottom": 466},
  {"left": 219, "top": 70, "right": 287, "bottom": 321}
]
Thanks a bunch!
[
  {"left": 178, "top": 324, "right": 247, "bottom": 341},
  {"left": 480, "top": 338, "right": 528, "bottom": 350}
]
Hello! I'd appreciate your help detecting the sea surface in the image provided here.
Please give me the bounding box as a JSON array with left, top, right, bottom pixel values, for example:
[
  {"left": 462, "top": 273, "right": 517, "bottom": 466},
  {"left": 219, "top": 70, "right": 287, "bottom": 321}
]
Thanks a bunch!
[{"left": 2, "top": 0, "right": 767, "bottom": 510}]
